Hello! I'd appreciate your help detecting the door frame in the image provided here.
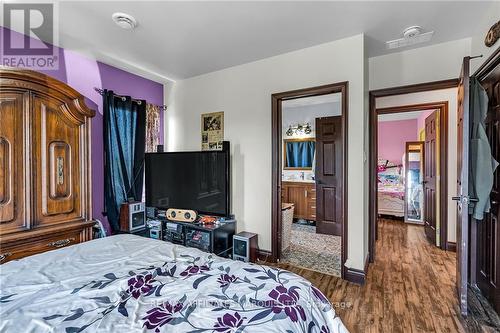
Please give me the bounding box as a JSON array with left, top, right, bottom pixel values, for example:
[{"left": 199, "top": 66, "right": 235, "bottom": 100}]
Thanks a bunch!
[
  {"left": 271, "top": 82, "right": 348, "bottom": 279},
  {"left": 369, "top": 79, "right": 458, "bottom": 263},
  {"left": 470, "top": 49, "right": 500, "bottom": 310},
  {"left": 404, "top": 141, "right": 425, "bottom": 224}
]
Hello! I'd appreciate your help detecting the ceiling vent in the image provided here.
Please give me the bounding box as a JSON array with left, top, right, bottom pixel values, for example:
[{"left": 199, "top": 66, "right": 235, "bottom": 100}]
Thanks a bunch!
[
  {"left": 112, "top": 12, "right": 137, "bottom": 30},
  {"left": 386, "top": 26, "right": 434, "bottom": 49}
]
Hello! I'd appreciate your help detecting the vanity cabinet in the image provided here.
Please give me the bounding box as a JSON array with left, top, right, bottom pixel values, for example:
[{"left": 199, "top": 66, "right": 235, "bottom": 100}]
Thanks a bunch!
[{"left": 281, "top": 181, "right": 316, "bottom": 221}]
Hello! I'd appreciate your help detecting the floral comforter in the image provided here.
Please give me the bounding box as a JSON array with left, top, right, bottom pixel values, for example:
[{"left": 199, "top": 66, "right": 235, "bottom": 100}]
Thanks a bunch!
[
  {"left": 378, "top": 184, "right": 405, "bottom": 200},
  {"left": 0, "top": 234, "right": 348, "bottom": 333}
]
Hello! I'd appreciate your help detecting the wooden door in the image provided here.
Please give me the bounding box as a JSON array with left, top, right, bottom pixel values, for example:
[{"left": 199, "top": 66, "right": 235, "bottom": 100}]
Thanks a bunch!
[
  {"left": 424, "top": 111, "right": 438, "bottom": 244},
  {"left": 315, "top": 116, "right": 343, "bottom": 236},
  {"left": 0, "top": 92, "right": 29, "bottom": 234},
  {"left": 455, "top": 57, "right": 471, "bottom": 317},
  {"left": 31, "top": 92, "right": 83, "bottom": 228},
  {"left": 476, "top": 61, "right": 500, "bottom": 313}
]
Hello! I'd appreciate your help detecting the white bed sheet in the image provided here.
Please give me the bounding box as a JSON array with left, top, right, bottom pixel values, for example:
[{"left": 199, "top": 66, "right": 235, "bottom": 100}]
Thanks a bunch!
[{"left": 0, "top": 234, "right": 348, "bottom": 333}]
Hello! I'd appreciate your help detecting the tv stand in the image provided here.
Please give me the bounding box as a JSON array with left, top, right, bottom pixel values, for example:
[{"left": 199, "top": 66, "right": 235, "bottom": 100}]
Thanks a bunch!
[{"left": 145, "top": 218, "right": 236, "bottom": 258}]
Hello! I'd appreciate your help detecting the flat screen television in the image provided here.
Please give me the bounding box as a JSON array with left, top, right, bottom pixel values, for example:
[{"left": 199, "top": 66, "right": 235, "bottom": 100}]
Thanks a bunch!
[{"left": 145, "top": 149, "right": 230, "bottom": 217}]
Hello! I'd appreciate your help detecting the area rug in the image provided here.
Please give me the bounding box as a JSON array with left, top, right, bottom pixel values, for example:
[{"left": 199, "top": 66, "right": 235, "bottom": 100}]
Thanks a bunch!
[{"left": 281, "top": 223, "right": 341, "bottom": 277}]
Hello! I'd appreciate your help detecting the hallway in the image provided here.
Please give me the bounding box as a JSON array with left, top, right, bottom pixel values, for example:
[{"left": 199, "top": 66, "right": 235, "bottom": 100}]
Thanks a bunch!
[{"left": 273, "top": 218, "right": 500, "bottom": 332}]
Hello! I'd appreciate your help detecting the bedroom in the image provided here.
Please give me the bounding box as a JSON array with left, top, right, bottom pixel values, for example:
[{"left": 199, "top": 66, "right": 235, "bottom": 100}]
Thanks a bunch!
[
  {"left": 1, "top": 1, "right": 500, "bottom": 332},
  {"left": 375, "top": 88, "right": 459, "bottom": 251}
]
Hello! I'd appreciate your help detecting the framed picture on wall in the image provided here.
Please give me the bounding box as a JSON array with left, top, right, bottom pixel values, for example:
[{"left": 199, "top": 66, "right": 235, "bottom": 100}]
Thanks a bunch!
[{"left": 201, "top": 111, "right": 224, "bottom": 150}]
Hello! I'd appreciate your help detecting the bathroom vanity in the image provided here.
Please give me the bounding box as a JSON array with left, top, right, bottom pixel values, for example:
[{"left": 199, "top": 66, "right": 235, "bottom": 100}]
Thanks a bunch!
[{"left": 281, "top": 181, "right": 316, "bottom": 221}]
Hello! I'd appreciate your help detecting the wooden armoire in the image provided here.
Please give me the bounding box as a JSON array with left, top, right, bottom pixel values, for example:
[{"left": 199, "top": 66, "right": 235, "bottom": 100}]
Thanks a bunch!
[{"left": 0, "top": 67, "right": 95, "bottom": 263}]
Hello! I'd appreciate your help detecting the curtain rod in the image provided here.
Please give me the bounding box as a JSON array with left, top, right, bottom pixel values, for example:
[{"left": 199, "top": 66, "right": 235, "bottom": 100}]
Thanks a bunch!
[{"left": 94, "top": 87, "right": 167, "bottom": 111}]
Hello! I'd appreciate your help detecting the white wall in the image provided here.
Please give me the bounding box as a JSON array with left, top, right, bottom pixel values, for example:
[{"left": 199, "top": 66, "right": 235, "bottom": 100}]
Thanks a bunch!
[
  {"left": 470, "top": 1, "right": 500, "bottom": 73},
  {"left": 283, "top": 102, "right": 341, "bottom": 130},
  {"left": 376, "top": 88, "right": 458, "bottom": 243},
  {"left": 163, "top": 80, "right": 175, "bottom": 144},
  {"left": 369, "top": 38, "right": 471, "bottom": 90},
  {"left": 368, "top": 4, "right": 499, "bottom": 87},
  {"left": 363, "top": 35, "right": 370, "bottom": 265},
  {"left": 167, "top": 34, "right": 368, "bottom": 270}
]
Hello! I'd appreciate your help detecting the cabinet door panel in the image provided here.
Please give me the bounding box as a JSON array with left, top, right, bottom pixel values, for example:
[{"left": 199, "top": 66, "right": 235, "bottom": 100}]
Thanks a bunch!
[
  {"left": 287, "top": 184, "right": 308, "bottom": 218},
  {"left": 32, "top": 93, "right": 82, "bottom": 227},
  {"left": 306, "top": 185, "right": 316, "bottom": 220},
  {"left": 281, "top": 184, "right": 289, "bottom": 203},
  {"left": 0, "top": 92, "right": 29, "bottom": 233}
]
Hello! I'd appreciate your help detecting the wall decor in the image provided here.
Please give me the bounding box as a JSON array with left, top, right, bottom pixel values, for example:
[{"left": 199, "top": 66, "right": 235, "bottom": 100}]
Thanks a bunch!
[
  {"left": 201, "top": 111, "right": 224, "bottom": 150},
  {"left": 285, "top": 122, "right": 312, "bottom": 137},
  {"left": 485, "top": 20, "right": 500, "bottom": 47}
]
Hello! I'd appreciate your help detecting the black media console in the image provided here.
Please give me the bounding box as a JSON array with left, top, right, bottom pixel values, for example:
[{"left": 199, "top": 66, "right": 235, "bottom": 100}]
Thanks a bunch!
[
  {"left": 135, "top": 218, "right": 236, "bottom": 258},
  {"left": 142, "top": 141, "right": 234, "bottom": 257}
]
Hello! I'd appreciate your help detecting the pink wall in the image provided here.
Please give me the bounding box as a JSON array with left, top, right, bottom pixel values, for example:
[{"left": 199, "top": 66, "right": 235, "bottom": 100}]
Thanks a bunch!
[
  {"left": 417, "top": 110, "right": 434, "bottom": 138},
  {"left": 378, "top": 119, "right": 418, "bottom": 164}
]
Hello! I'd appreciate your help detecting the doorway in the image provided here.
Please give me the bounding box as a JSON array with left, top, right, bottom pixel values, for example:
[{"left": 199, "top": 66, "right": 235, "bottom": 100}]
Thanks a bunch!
[
  {"left": 271, "top": 82, "right": 348, "bottom": 279},
  {"left": 369, "top": 81, "right": 458, "bottom": 263},
  {"left": 471, "top": 52, "right": 500, "bottom": 314}
]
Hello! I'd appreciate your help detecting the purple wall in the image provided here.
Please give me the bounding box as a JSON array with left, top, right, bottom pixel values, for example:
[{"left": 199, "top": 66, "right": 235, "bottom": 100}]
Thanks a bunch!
[
  {"left": 378, "top": 119, "right": 418, "bottom": 165},
  {"left": 1, "top": 27, "right": 164, "bottom": 235}
]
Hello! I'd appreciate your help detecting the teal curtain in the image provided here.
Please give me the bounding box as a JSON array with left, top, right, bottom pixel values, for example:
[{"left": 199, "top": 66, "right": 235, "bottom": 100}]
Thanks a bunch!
[
  {"left": 286, "top": 141, "right": 315, "bottom": 168},
  {"left": 104, "top": 90, "right": 146, "bottom": 232}
]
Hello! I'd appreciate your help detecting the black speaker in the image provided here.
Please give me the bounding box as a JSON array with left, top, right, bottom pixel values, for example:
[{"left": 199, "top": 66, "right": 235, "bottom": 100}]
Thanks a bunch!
[
  {"left": 222, "top": 141, "right": 230, "bottom": 152},
  {"left": 157, "top": 144, "right": 164, "bottom": 152},
  {"left": 233, "top": 232, "right": 258, "bottom": 262}
]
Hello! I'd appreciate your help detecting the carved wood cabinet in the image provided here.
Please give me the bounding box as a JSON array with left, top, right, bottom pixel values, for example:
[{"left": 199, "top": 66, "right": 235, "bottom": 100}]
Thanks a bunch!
[{"left": 0, "top": 68, "right": 95, "bottom": 263}]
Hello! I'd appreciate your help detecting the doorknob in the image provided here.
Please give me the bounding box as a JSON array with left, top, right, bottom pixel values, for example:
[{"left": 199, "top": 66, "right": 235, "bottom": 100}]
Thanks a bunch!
[{"left": 452, "top": 196, "right": 478, "bottom": 204}]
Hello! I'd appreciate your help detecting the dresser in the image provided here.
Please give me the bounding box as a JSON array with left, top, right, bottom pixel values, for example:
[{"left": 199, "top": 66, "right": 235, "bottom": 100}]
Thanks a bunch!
[
  {"left": 281, "top": 181, "right": 316, "bottom": 221},
  {"left": 0, "top": 67, "right": 95, "bottom": 263}
]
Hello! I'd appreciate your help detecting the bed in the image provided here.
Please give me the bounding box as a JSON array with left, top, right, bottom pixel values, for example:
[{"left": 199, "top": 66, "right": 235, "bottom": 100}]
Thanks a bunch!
[
  {"left": 377, "top": 161, "right": 405, "bottom": 218},
  {"left": 378, "top": 184, "right": 405, "bottom": 217},
  {"left": 0, "top": 234, "right": 348, "bottom": 333}
]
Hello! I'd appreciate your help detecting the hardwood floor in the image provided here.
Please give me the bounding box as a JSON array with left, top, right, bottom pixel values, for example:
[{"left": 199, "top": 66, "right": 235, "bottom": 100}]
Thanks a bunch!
[{"left": 266, "top": 218, "right": 500, "bottom": 332}]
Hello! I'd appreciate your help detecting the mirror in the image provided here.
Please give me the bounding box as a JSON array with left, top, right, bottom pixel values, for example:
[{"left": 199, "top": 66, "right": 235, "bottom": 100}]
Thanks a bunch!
[
  {"left": 405, "top": 142, "right": 424, "bottom": 223},
  {"left": 283, "top": 139, "right": 315, "bottom": 169}
]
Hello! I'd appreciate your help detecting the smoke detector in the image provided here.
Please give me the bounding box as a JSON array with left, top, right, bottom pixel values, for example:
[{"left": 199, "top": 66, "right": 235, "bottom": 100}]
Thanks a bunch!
[
  {"left": 403, "top": 26, "right": 423, "bottom": 38},
  {"left": 386, "top": 26, "right": 434, "bottom": 49},
  {"left": 112, "top": 12, "right": 137, "bottom": 30}
]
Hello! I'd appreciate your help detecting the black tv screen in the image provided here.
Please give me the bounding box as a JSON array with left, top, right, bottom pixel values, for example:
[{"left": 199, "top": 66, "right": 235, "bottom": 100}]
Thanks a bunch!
[{"left": 145, "top": 150, "right": 230, "bottom": 216}]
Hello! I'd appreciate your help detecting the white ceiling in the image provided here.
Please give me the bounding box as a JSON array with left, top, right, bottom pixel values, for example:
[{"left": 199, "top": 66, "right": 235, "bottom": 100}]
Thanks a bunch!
[
  {"left": 6, "top": 1, "right": 497, "bottom": 81},
  {"left": 282, "top": 93, "right": 341, "bottom": 108}
]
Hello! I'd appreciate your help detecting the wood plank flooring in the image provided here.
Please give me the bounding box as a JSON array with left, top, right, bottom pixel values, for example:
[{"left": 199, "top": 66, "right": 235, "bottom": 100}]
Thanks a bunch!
[{"left": 266, "top": 218, "right": 500, "bottom": 332}]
